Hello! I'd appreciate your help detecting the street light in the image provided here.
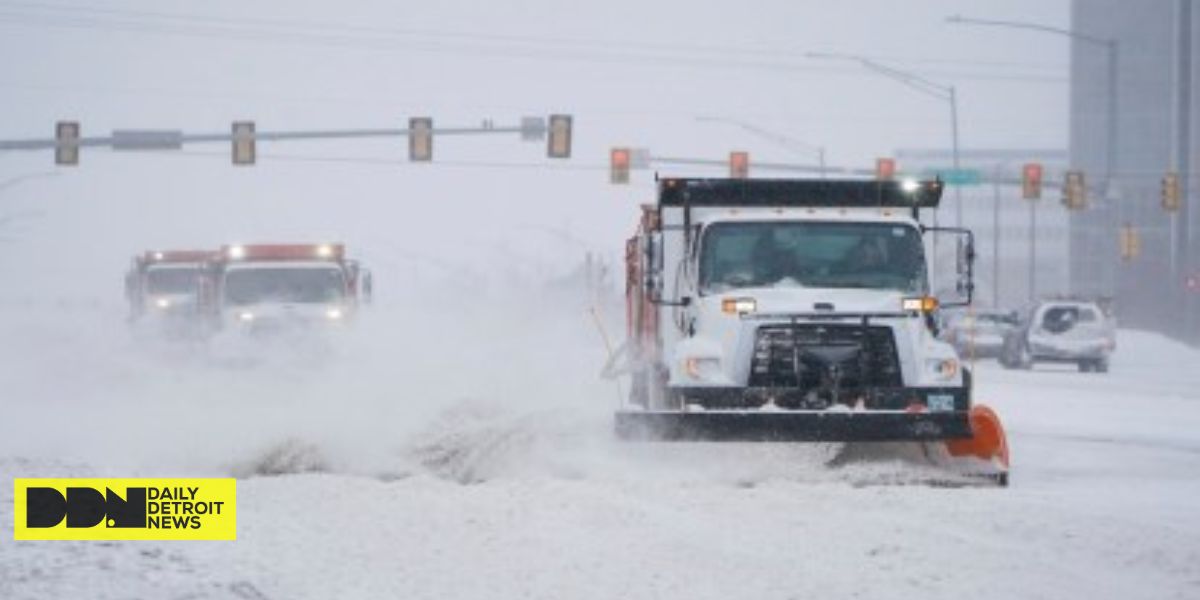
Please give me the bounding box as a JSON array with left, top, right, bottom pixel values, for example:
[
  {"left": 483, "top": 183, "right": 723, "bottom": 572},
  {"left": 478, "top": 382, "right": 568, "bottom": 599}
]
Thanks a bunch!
[
  {"left": 946, "top": 15, "right": 1118, "bottom": 193},
  {"left": 947, "top": 14, "right": 1121, "bottom": 303},
  {"left": 806, "top": 51, "right": 963, "bottom": 227},
  {"left": 694, "top": 116, "right": 827, "bottom": 177}
]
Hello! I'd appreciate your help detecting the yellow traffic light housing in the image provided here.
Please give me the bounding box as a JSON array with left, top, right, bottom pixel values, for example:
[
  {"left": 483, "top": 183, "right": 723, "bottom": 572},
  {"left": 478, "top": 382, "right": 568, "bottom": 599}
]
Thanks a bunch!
[
  {"left": 1062, "top": 170, "right": 1087, "bottom": 210},
  {"left": 231, "top": 121, "right": 255, "bottom": 166},
  {"left": 1162, "top": 170, "right": 1181, "bottom": 212},
  {"left": 409, "top": 117, "right": 433, "bottom": 162},
  {"left": 1119, "top": 223, "right": 1141, "bottom": 261},
  {"left": 55, "top": 121, "right": 80, "bottom": 166},
  {"left": 547, "top": 114, "right": 572, "bottom": 159}
]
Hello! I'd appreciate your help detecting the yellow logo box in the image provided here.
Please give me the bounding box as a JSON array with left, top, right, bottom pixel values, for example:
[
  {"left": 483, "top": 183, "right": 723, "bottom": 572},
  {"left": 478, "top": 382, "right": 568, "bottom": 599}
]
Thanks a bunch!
[{"left": 13, "top": 478, "right": 236, "bottom": 540}]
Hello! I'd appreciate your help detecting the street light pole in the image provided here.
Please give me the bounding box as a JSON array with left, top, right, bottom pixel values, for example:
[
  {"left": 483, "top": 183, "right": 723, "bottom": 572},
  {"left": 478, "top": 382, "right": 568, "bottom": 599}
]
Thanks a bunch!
[
  {"left": 0, "top": 171, "right": 59, "bottom": 196},
  {"left": 950, "top": 85, "right": 962, "bottom": 228},
  {"left": 806, "top": 52, "right": 964, "bottom": 227},
  {"left": 946, "top": 15, "right": 1118, "bottom": 190}
]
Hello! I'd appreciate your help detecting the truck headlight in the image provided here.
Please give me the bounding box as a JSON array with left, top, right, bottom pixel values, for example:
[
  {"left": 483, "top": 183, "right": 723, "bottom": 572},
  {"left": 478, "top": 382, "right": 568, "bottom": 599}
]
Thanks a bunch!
[
  {"left": 925, "top": 358, "right": 959, "bottom": 381},
  {"left": 721, "top": 297, "right": 757, "bottom": 315},
  {"left": 683, "top": 357, "right": 721, "bottom": 380},
  {"left": 902, "top": 296, "right": 939, "bottom": 313},
  {"left": 326, "top": 308, "right": 344, "bottom": 320},
  {"left": 238, "top": 311, "right": 255, "bottom": 322},
  {"left": 154, "top": 298, "right": 171, "bottom": 309}
]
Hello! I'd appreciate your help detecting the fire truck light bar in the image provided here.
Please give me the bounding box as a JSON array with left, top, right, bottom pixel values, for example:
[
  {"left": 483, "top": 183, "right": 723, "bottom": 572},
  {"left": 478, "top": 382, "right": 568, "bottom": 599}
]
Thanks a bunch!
[
  {"left": 222, "top": 244, "right": 345, "bottom": 261},
  {"left": 142, "top": 250, "right": 212, "bottom": 264}
]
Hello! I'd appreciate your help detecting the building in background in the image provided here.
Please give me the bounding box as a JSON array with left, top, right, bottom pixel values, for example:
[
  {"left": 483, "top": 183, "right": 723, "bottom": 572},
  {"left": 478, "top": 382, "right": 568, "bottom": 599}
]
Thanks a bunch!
[{"left": 1070, "top": 0, "right": 1200, "bottom": 341}]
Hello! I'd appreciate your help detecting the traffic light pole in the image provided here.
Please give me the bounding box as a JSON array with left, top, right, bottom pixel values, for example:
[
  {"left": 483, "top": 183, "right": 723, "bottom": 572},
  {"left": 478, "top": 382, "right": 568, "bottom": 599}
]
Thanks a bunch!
[
  {"left": 1029, "top": 196, "right": 1038, "bottom": 303},
  {"left": 992, "top": 166, "right": 1002, "bottom": 308},
  {"left": 0, "top": 119, "right": 555, "bottom": 162}
]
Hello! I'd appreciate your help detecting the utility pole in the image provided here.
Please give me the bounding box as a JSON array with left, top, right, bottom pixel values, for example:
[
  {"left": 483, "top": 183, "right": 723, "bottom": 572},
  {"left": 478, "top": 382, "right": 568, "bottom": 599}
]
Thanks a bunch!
[{"left": 1175, "top": 0, "right": 1196, "bottom": 342}]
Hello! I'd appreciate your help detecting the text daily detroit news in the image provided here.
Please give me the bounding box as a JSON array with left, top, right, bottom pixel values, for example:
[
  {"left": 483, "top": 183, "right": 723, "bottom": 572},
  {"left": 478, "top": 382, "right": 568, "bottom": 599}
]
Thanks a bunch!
[{"left": 13, "top": 479, "right": 237, "bottom": 540}]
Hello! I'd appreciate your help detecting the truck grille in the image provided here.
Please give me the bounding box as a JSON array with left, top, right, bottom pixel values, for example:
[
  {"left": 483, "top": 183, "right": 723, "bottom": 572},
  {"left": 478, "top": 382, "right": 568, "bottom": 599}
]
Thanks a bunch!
[{"left": 748, "top": 323, "right": 902, "bottom": 391}]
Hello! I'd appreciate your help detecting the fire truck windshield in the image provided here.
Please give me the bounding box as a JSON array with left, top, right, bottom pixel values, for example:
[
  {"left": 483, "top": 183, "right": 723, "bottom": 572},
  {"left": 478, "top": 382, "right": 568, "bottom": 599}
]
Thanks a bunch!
[
  {"left": 699, "top": 221, "right": 927, "bottom": 294},
  {"left": 223, "top": 267, "right": 346, "bottom": 306},
  {"left": 145, "top": 267, "right": 201, "bottom": 295}
]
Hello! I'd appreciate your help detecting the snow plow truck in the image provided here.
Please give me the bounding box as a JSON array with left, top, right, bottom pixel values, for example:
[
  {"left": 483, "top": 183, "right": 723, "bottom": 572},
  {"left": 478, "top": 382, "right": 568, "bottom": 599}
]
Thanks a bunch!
[
  {"left": 609, "top": 177, "right": 1009, "bottom": 485},
  {"left": 196, "top": 243, "right": 372, "bottom": 336},
  {"left": 125, "top": 249, "right": 212, "bottom": 320}
]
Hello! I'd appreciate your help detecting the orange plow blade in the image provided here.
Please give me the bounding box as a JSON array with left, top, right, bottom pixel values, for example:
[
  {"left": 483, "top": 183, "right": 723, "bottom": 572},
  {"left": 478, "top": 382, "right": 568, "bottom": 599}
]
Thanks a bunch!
[{"left": 944, "top": 404, "right": 1010, "bottom": 485}]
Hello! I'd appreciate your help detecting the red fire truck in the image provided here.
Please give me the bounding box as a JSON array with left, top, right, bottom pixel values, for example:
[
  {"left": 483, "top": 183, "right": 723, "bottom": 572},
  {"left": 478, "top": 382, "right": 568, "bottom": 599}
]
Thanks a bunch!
[
  {"left": 198, "top": 243, "right": 371, "bottom": 335},
  {"left": 125, "top": 250, "right": 212, "bottom": 321}
]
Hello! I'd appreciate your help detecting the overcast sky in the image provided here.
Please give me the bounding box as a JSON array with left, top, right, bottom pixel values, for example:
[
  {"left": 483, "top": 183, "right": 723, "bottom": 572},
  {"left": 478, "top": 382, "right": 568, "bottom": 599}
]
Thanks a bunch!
[{"left": 0, "top": 0, "right": 1071, "bottom": 294}]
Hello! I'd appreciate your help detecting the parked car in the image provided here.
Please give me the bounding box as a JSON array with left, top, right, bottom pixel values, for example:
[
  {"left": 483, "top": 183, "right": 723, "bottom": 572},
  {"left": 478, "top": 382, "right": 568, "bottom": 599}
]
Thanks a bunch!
[
  {"left": 942, "top": 309, "right": 1019, "bottom": 359},
  {"left": 1000, "top": 299, "right": 1116, "bottom": 372}
]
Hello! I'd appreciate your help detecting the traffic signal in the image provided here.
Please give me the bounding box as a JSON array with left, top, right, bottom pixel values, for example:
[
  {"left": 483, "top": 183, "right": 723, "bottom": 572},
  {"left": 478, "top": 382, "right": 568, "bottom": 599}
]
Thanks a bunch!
[
  {"left": 1162, "top": 170, "right": 1181, "bottom": 212},
  {"left": 875, "top": 157, "right": 896, "bottom": 181},
  {"left": 1021, "top": 163, "right": 1043, "bottom": 200},
  {"left": 730, "top": 151, "right": 749, "bottom": 179},
  {"left": 231, "top": 121, "right": 255, "bottom": 165},
  {"left": 409, "top": 117, "right": 433, "bottom": 162},
  {"left": 610, "top": 148, "right": 631, "bottom": 184},
  {"left": 1062, "top": 170, "right": 1087, "bottom": 210},
  {"left": 55, "top": 121, "right": 80, "bottom": 166},
  {"left": 547, "top": 114, "right": 572, "bottom": 159},
  {"left": 1119, "top": 223, "right": 1140, "bottom": 261}
]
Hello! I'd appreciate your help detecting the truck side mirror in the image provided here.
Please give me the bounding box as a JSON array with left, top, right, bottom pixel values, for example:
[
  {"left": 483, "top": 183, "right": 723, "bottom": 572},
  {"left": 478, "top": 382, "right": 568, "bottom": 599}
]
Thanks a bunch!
[{"left": 928, "top": 226, "right": 975, "bottom": 308}]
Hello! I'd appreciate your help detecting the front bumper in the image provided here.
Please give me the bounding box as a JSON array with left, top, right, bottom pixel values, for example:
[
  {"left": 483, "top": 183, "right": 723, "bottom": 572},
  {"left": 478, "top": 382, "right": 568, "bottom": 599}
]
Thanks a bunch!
[
  {"left": 671, "top": 385, "right": 969, "bottom": 412},
  {"left": 1029, "top": 339, "right": 1110, "bottom": 361},
  {"left": 615, "top": 409, "right": 972, "bottom": 442}
]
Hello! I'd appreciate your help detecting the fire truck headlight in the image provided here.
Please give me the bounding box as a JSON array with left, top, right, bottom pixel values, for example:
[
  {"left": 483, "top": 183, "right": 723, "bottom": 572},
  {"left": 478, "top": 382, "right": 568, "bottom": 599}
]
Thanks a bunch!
[
  {"left": 227, "top": 245, "right": 246, "bottom": 260},
  {"left": 316, "top": 244, "right": 334, "bottom": 258},
  {"left": 901, "top": 178, "right": 920, "bottom": 193},
  {"left": 154, "top": 298, "right": 171, "bottom": 309},
  {"left": 325, "top": 308, "right": 343, "bottom": 320},
  {"left": 238, "top": 311, "right": 255, "bottom": 322}
]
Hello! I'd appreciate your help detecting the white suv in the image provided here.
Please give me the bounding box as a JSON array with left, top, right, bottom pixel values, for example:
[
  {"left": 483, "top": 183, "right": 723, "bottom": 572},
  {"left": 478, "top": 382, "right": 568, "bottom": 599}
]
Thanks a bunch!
[{"left": 1001, "top": 300, "right": 1116, "bottom": 373}]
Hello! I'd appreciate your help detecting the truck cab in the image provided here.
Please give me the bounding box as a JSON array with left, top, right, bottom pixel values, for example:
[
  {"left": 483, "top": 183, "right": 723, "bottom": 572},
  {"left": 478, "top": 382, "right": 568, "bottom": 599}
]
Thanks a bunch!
[
  {"left": 199, "top": 243, "right": 370, "bottom": 336},
  {"left": 619, "top": 178, "right": 982, "bottom": 443},
  {"left": 125, "top": 250, "right": 212, "bottom": 321}
]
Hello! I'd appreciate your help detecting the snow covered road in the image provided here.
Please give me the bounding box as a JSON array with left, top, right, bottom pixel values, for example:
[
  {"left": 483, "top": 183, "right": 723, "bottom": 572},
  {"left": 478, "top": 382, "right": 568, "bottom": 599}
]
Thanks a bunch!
[{"left": 2, "top": 301, "right": 1199, "bottom": 600}]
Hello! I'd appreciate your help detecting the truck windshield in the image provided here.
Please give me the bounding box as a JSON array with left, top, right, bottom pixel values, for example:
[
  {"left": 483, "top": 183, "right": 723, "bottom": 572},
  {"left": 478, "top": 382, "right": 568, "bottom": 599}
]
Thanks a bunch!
[
  {"left": 699, "top": 221, "right": 927, "bottom": 293},
  {"left": 146, "top": 267, "right": 200, "bottom": 295},
  {"left": 223, "top": 267, "right": 345, "bottom": 305}
]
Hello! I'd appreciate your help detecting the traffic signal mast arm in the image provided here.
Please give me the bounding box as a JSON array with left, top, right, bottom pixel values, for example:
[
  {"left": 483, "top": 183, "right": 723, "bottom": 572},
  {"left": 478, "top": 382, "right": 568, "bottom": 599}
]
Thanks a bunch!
[{"left": 3, "top": 116, "right": 569, "bottom": 165}]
